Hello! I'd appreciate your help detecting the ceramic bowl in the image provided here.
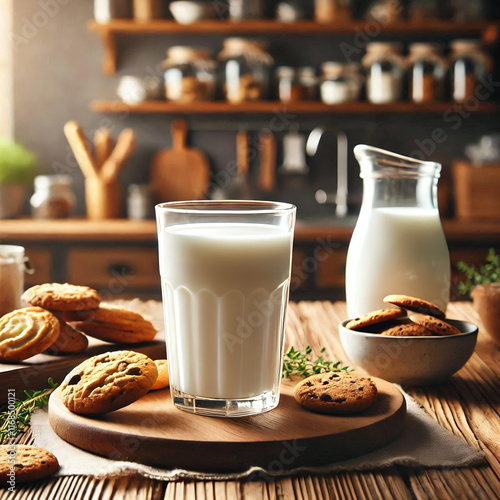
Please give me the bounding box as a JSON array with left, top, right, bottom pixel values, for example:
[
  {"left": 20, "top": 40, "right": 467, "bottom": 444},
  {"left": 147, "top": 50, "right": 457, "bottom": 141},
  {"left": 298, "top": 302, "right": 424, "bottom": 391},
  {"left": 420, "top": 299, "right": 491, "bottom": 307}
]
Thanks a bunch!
[
  {"left": 339, "top": 319, "right": 478, "bottom": 386},
  {"left": 169, "top": 2, "right": 217, "bottom": 24}
]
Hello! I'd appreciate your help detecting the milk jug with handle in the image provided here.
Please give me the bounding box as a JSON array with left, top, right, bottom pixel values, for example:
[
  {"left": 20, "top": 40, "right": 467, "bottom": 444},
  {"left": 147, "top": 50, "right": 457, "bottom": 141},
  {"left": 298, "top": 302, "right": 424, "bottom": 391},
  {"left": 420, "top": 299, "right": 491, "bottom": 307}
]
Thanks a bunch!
[{"left": 345, "top": 145, "right": 450, "bottom": 318}]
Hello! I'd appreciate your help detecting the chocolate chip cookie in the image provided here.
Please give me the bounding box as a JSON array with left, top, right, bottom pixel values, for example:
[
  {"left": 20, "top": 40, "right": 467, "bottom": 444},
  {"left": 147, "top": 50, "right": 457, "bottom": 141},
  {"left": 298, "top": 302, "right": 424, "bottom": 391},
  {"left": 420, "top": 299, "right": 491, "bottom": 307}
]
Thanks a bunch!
[
  {"left": 0, "top": 445, "right": 59, "bottom": 485},
  {"left": 383, "top": 294, "right": 445, "bottom": 319},
  {"left": 294, "top": 371, "right": 378, "bottom": 415},
  {"left": 22, "top": 283, "right": 100, "bottom": 311},
  {"left": 346, "top": 308, "right": 406, "bottom": 331},
  {"left": 60, "top": 350, "right": 158, "bottom": 415},
  {"left": 45, "top": 314, "right": 88, "bottom": 355},
  {"left": 381, "top": 323, "right": 433, "bottom": 337},
  {"left": 150, "top": 359, "right": 169, "bottom": 391},
  {"left": 409, "top": 313, "right": 462, "bottom": 336}
]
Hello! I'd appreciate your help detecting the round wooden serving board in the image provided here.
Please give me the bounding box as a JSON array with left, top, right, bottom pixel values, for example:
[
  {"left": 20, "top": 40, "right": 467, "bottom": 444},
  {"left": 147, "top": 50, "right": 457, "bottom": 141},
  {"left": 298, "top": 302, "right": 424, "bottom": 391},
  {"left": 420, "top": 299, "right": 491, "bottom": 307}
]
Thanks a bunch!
[{"left": 49, "top": 378, "right": 405, "bottom": 472}]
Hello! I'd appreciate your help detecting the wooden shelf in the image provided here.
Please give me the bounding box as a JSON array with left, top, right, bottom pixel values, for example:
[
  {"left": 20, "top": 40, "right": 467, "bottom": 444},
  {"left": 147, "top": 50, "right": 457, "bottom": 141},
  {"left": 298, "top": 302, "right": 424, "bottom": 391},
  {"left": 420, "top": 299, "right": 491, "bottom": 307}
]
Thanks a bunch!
[
  {"left": 91, "top": 100, "right": 500, "bottom": 115},
  {"left": 87, "top": 19, "right": 500, "bottom": 74}
]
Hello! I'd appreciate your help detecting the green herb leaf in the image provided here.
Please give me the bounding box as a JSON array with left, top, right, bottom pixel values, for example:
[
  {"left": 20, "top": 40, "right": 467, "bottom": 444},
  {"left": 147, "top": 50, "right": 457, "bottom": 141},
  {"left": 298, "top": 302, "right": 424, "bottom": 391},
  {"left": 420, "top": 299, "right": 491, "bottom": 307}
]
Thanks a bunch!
[
  {"left": 282, "top": 346, "right": 351, "bottom": 379},
  {"left": 457, "top": 248, "right": 500, "bottom": 297}
]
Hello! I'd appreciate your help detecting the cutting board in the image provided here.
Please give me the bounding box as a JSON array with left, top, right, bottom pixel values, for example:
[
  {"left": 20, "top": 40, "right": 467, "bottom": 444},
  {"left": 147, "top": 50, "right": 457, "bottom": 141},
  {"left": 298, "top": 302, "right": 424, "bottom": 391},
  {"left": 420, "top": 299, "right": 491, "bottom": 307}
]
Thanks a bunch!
[
  {"left": 49, "top": 378, "right": 405, "bottom": 472},
  {"left": 0, "top": 300, "right": 165, "bottom": 403},
  {"left": 151, "top": 119, "right": 210, "bottom": 202}
]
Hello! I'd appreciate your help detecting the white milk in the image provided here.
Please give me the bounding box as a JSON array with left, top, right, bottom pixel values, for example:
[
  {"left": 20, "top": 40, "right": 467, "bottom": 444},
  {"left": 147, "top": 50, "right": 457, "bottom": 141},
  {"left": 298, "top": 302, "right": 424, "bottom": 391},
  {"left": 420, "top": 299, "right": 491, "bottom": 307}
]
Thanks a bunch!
[
  {"left": 346, "top": 207, "right": 450, "bottom": 318},
  {"left": 159, "top": 223, "right": 293, "bottom": 399}
]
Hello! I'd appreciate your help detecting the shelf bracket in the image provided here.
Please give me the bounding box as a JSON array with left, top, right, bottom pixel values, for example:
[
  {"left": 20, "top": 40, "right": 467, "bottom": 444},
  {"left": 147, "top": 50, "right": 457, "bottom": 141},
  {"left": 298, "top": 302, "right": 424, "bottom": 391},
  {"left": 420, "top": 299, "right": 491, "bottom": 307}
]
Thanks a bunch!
[{"left": 99, "top": 30, "right": 117, "bottom": 75}]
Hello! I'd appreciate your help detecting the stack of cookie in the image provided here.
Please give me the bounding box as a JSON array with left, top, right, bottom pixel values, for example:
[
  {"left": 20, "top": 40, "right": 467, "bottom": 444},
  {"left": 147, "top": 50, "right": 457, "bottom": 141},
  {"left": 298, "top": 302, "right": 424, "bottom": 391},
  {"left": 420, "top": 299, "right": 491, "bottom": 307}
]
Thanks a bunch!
[
  {"left": 0, "top": 283, "right": 158, "bottom": 362},
  {"left": 345, "top": 294, "right": 462, "bottom": 337}
]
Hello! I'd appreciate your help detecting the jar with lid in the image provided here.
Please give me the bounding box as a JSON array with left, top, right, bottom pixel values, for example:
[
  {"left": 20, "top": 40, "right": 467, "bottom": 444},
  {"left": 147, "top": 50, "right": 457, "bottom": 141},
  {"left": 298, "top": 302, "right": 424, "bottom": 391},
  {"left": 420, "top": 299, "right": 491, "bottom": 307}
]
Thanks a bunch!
[
  {"left": 30, "top": 175, "right": 75, "bottom": 219},
  {"left": 276, "top": 67, "right": 317, "bottom": 103},
  {"left": 94, "top": 0, "right": 130, "bottom": 23},
  {"left": 0, "top": 245, "right": 29, "bottom": 316},
  {"left": 450, "top": 40, "right": 491, "bottom": 103},
  {"left": 228, "top": 0, "right": 264, "bottom": 20},
  {"left": 315, "top": 0, "right": 350, "bottom": 23},
  {"left": 219, "top": 38, "right": 274, "bottom": 103},
  {"left": 320, "top": 62, "right": 363, "bottom": 104},
  {"left": 163, "top": 47, "right": 217, "bottom": 103},
  {"left": 408, "top": 43, "right": 447, "bottom": 103},
  {"left": 362, "top": 42, "right": 405, "bottom": 104}
]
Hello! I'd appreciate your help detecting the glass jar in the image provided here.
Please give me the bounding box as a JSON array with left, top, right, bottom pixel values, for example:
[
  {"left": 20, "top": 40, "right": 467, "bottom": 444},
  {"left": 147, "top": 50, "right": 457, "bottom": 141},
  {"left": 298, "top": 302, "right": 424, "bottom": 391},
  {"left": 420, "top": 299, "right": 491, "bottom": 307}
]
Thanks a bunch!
[
  {"left": 94, "top": 0, "right": 130, "bottom": 23},
  {"left": 30, "top": 175, "right": 75, "bottom": 219},
  {"left": 315, "top": 0, "right": 350, "bottom": 23},
  {"left": 276, "top": 1, "right": 305, "bottom": 22},
  {"left": 320, "top": 62, "right": 363, "bottom": 104},
  {"left": 276, "top": 67, "right": 316, "bottom": 102},
  {"left": 127, "top": 184, "right": 153, "bottom": 220},
  {"left": 408, "top": 43, "right": 446, "bottom": 103},
  {"left": 364, "top": 0, "right": 402, "bottom": 23},
  {"left": 0, "top": 245, "right": 28, "bottom": 317},
  {"left": 219, "top": 38, "right": 274, "bottom": 103},
  {"left": 345, "top": 145, "right": 450, "bottom": 317},
  {"left": 228, "top": 0, "right": 264, "bottom": 20},
  {"left": 117, "top": 75, "right": 162, "bottom": 104},
  {"left": 163, "top": 47, "right": 217, "bottom": 103},
  {"left": 362, "top": 42, "right": 405, "bottom": 104},
  {"left": 133, "top": 0, "right": 162, "bottom": 21},
  {"left": 450, "top": 40, "right": 491, "bottom": 103}
]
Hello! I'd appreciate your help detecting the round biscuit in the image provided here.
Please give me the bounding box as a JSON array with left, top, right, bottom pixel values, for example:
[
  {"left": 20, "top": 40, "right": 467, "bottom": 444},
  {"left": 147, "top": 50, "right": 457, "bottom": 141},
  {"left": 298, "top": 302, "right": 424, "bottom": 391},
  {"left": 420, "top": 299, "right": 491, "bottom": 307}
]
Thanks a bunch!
[
  {"left": 381, "top": 323, "right": 433, "bottom": 336},
  {"left": 22, "top": 283, "right": 100, "bottom": 311},
  {"left": 383, "top": 294, "right": 445, "bottom": 319},
  {"left": 293, "top": 371, "right": 378, "bottom": 415},
  {"left": 150, "top": 359, "right": 169, "bottom": 391},
  {"left": 0, "top": 445, "right": 59, "bottom": 485},
  {"left": 346, "top": 308, "right": 405, "bottom": 330},
  {"left": 60, "top": 350, "right": 158, "bottom": 415},
  {"left": 409, "top": 313, "right": 461, "bottom": 336},
  {"left": 0, "top": 307, "right": 60, "bottom": 362}
]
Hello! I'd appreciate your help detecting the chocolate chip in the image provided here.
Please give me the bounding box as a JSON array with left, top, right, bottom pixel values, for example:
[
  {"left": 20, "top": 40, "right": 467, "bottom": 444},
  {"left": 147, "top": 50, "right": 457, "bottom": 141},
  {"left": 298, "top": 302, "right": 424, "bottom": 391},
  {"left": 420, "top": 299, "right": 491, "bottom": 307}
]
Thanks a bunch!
[
  {"left": 127, "top": 367, "right": 142, "bottom": 376},
  {"left": 350, "top": 380, "right": 356, "bottom": 383},
  {"left": 305, "top": 381, "right": 313, "bottom": 387},
  {"left": 330, "top": 374, "right": 339, "bottom": 380},
  {"left": 320, "top": 394, "right": 332, "bottom": 402},
  {"left": 322, "top": 381, "right": 329, "bottom": 385},
  {"left": 334, "top": 398, "right": 346, "bottom": 403},
  {"left": 309, "top": 394, "right": 318, "bottom": 399},
  {"left": 68, "top": 374, "right": 81, "bottom": 385},
  {"left": 359, "top": 387, "right": 364, "bottom": 390}
]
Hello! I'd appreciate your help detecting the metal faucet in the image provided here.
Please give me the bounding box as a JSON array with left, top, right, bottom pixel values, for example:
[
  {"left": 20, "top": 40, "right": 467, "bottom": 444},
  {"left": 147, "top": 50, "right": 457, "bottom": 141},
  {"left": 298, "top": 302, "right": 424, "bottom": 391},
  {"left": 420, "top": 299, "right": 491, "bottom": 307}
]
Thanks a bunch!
[{"left": 306, "top": 126, "right": 349, "bottom": 218}]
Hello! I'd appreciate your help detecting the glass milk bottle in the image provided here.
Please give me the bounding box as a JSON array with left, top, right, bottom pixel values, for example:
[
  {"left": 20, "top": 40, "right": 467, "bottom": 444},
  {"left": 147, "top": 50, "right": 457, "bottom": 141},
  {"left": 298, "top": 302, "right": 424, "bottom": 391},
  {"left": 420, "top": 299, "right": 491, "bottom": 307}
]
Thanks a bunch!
[{"left": 345, "top": 145, "right": 450, "bottom": 318}]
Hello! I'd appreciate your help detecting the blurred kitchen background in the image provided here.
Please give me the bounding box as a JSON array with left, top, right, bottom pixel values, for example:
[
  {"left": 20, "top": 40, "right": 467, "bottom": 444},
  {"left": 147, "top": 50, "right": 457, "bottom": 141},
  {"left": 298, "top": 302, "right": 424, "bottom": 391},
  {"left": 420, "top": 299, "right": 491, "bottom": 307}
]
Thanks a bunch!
[{"left": 0, "top": 0, "right": 499, "bottom": 301}]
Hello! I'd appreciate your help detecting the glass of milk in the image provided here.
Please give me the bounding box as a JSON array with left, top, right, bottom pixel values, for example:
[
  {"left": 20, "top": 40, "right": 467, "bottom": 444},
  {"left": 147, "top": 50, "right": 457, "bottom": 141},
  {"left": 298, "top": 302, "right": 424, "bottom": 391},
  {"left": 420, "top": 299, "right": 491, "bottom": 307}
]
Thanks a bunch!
[
  {"left": 345, "top": 145, "right": 451, "bottom": 318},
  {"left": 156, "top": 201, "right": 296, "bottom": 417}
]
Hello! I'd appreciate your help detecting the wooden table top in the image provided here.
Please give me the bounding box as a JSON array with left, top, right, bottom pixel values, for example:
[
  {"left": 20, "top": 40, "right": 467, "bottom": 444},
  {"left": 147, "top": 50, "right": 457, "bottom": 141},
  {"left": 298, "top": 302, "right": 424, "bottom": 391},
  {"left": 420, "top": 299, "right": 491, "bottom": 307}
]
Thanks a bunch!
[{"left": 2, "top": 301, "right": 499, "bottom": 500}]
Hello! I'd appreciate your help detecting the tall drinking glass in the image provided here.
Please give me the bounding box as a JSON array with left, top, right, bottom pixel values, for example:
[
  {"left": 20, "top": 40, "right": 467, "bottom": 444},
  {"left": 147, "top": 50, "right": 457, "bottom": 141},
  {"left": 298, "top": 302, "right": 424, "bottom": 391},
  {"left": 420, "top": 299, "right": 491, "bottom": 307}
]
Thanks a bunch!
[{"left": 156, "top": 201, "right": 296, "bottom": 417}]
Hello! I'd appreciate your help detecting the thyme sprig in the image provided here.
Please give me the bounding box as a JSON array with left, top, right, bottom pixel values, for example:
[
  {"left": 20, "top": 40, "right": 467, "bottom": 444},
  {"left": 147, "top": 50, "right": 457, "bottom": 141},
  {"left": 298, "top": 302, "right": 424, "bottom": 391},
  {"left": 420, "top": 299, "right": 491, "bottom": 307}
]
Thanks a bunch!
[
  {"left": 282, "top": 346, "right": 351, "bottom": 380},
  {"left": 0, "top": 378, "right": 58, "bottom": 444}
]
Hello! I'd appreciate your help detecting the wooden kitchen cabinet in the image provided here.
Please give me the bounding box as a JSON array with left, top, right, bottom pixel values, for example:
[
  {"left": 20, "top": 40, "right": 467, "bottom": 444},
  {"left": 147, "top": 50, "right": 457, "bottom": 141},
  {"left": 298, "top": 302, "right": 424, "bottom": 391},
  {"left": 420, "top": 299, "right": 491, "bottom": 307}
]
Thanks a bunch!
[{"left": 1, "top": 219, "right": 499, "bottom": 301}]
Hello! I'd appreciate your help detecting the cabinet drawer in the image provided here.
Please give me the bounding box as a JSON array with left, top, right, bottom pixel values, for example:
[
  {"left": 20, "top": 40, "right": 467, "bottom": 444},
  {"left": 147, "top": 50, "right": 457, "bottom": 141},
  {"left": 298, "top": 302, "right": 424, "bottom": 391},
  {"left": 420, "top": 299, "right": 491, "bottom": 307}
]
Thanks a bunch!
[
  {"left": 68, "top": 248, "right": 159, "bottom": 289},
  {"left": 25, "top": 248, "right": 51, "bottom": 286},
  {"left": 316, "top": 248, "right": 348, "bottom": 288}
]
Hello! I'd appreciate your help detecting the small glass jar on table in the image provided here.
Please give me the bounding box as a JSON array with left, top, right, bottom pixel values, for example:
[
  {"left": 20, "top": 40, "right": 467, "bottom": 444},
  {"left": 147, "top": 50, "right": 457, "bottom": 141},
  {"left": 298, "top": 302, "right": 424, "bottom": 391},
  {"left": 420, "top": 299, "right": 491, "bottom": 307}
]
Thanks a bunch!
[
  {"left": 30, "top": 175, "right": 75, "bottom": 219},
  {"left": 0, "top": 245, "right": 29, "bottom": 317},
  {"left": 219, "top": 38, "right": 274, "bottom": 103},
  {"left": 362, "top": 42, "right": 405, "bottom": 104},
  {"left": 163, "top": 47, "right": 217, "bottom": 103},
  {"left": 276, "top": 66, "right": 317, "bottom": 103},
  {"left": 449, "top": 40, "right": 491, "bottom": 103},
  {"left": 320, "top": 62, "right": 363, "bottom": 104},
  {"left": 408, "top": 43, "right": 447, "bottom": 103}
]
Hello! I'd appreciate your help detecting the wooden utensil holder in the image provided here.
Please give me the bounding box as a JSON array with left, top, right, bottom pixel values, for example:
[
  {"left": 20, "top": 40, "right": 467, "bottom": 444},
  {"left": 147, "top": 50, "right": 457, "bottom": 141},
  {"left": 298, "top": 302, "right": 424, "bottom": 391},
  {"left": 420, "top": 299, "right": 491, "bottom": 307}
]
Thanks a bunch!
[
  {"left": 452, "top": 161, "right": 500, "bottom": 221},
  {"left": 85, "top": 177, "right": 121, "bottom": 220}
]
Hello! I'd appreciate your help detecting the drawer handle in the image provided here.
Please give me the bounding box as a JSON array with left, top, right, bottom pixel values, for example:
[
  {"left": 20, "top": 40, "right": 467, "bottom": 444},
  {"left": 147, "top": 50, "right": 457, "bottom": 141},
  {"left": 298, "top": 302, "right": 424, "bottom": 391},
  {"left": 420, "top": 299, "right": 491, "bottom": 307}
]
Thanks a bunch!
[{"left": 108, "top": 263, "right": 134, "bottom": 277}]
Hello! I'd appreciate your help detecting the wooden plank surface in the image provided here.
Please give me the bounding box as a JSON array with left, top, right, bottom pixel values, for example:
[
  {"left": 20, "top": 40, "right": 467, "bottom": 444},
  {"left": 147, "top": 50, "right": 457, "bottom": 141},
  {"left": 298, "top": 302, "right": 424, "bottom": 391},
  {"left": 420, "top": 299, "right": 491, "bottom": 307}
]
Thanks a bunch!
[{"left": 1, "top": 301, "right": 499, "bottom": 500}]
